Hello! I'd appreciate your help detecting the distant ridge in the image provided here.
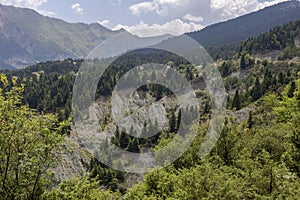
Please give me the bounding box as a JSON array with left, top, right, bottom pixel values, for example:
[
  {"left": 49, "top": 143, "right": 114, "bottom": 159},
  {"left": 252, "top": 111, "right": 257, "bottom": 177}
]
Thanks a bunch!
[
  {"left": 186, "top": 1, "right": 300, "bottom": 47},
  {"left": 0, "top": 4, "right": 122, "bottom": 69},
  {"left": 0, "top": 1, "right": 300, "bottom": 69},
  {"left": 0, "top": 4, "right": 170, "bottom": 69}
]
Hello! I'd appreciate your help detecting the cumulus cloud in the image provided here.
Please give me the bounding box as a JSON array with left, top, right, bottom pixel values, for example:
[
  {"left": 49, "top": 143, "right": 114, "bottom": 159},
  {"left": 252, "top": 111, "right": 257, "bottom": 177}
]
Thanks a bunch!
[
  {"left": 98, "top": 20, "right": 110, "bottom": 27},
  {"left": 210, "top": 0, "right": 288, "bottom": 18},
  {"left": 183, "top": 14, "right": 204, "bottom": 23},
  {"left": 0, "top": 0, "right": 47, "bottom": 8},
  {"left": 130, "top": 0, "right": 188, "bottom": 16},
  {"left": 71, "top": 3, "right": 84, "bottom": 15},
  {"left": 124, "top": 0, "right": 291, "bottom": 37},
  {"left": 129, "top": 0, "right": 289, "bottom": 25},
  {"left": 113, "top": 19, "right": 204, "bottom": 37},
  {"left": 0, "top": 0, "right": 55, "bottom": 16}
]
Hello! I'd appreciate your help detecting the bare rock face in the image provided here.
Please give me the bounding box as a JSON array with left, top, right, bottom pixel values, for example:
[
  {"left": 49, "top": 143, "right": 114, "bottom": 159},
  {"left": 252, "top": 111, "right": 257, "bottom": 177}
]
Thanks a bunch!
[
  {"left": 53, "top": 134, "right": 91, "bottom": 183},
  {"left": 53, "top": 91, "right": 178, "bottom": 183}
]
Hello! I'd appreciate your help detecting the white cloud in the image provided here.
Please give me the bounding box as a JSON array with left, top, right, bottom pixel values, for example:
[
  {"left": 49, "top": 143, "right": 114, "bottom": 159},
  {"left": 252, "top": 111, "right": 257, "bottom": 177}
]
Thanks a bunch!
[
  {"left": 38, "top": 9, "right": 56, "bottom": 17},
  {"left": 113, "top": 19, "right": 204, "bottom": 37},
  {"left": 129, "top": 0, "right": 290, "bottom": 26},
  {"left": 210, "top": 0, "right": 289, "bottom": 18},
  {"left": 71, "top": 3, "right": 84, "bottom": 15},
  {"left": 130, "top": 2, "right": 154, "bottom": 15},
  {"left": 98, "top": 20, "right": 110, "bottom": 27},
  {"left": 0, "top": 0, "right": 55, "bottom": 16},
  {"left": 0, "top": 0, "right": 47, "bottom": 9},
  {"left": 183, "top": 14, "right": 204, "bottom": 23},
  {"left": 124, "top": 0, "right": 291, "bottom": 37},
  {"left": 130, "top": 0, "right": 188, "bottom": 16}
]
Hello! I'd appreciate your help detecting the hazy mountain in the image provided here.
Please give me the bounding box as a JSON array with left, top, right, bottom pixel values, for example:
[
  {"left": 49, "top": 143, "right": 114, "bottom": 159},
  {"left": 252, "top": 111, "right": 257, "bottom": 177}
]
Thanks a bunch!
[
  {"left": 87, "top": 31, "right": 172, "bottom": 59},
  {"left": 0, "top": 4, "right": 121, "bottom": 69},
  {"left": 1, "top": 1, "right": 299, "bottom": 69},
  {"left": 0, "top": 5, "right": 171, "bottom": 70},
  {"left": 186, "top": 1, "right": 300, "bottom": 47}
]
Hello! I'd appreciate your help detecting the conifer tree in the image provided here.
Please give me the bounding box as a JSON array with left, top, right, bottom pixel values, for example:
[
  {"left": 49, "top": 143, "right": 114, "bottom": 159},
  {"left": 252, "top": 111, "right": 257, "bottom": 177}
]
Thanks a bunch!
[
  {"left": 232, "top": 90, "right": 241, "bottom": 110},
  {"left": 251, "top": 77, "right": 262, "bottom": 101},
  {"left": 176, "top": 109, "right": 182, "bottom": 131},
  {"left": 288, "top": 81, "right": 296, "bottom": 98},
  {"left": 169, "top": 110, "right": 177, "bottom": 133},
  {"left": 248, "top": 111, "right": 254, "bottom": 129},
  {"left": 240, "top": 54, "right": 246, "bottom": 69}
]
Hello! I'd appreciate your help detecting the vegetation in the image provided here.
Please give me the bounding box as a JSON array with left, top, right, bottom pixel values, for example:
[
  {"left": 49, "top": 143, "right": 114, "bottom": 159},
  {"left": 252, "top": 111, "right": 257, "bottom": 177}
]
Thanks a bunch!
[
  {"left": 238, "top": 20, "right": 300, "bottom": 57},
  {"left": 124, "top": 74, "right": 300, "bottom": 199},
  {"left": 0, "top": 74, "right": 63, "bottom": 199},
  {"left": 0, "top": 18, "right": 300, "bottom": 200},
  {"left": 187, "top": 1, "right": 300, "bottom": 48}
]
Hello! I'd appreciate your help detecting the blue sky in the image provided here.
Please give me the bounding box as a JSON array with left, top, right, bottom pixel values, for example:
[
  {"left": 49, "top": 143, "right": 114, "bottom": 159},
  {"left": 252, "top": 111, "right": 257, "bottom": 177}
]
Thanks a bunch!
[{"left": 0, "top": 0, "right": 292, "bottom": 36}]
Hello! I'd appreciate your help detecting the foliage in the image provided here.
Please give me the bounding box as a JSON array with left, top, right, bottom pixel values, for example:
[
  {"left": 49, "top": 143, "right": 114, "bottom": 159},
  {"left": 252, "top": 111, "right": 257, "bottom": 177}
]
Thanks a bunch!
[
  {"left": 238, "top": 20, "right": 300, "bottom": 54},
  {"left": 124, "top": 76, "right": 300, "bottom": 199},
  {"left": 1, "top": 18, "right": 300, "bottom": 200},
  {"left": 0, "top": 74, "right": 63, "bottom": 199},
  {"left": 42, "top": 176, "right": 120, "bottom": 200}
]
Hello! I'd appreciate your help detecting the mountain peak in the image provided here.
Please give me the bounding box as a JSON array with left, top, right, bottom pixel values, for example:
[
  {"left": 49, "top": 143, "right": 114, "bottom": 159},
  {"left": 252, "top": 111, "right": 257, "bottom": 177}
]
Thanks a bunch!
[{"left": 0, "top": 4, "right": 120, "bottom": 69}]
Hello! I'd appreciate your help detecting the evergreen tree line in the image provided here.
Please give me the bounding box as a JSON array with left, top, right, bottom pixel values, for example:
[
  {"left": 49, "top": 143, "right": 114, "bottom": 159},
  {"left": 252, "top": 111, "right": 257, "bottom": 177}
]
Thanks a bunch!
[{"left": 238, "top": 20, "right": 300, "bottom": 54}]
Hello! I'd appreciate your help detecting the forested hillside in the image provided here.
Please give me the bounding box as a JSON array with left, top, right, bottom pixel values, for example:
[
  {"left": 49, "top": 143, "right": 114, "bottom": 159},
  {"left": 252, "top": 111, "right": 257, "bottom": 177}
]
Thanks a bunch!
[
  {"left": 0, "top": 1, "right": 299, "bottom": 69},
  {"left": 238, "top": 20, "right": 300, "bottom": 57},
  {"left": 0, "top": 19, "right": 300, "bottom": 199},
  {"left": 182, "top": 1, "right": 300, "bottom": 61},
  {"left": 187, "top": 1, "right": 300, "bottom": 47}
]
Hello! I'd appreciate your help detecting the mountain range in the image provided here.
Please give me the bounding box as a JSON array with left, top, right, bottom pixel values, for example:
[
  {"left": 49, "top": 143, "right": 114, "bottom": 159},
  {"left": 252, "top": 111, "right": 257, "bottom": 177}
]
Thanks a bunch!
[
  {"left": 0, "top": 1, "right": 300, "bottom": 70},
  {"left": 187, "top": 0, "right": 300, "bottom": 47},
  {"left": 0, "top": 4, "right": 118, "bottom": 69}
]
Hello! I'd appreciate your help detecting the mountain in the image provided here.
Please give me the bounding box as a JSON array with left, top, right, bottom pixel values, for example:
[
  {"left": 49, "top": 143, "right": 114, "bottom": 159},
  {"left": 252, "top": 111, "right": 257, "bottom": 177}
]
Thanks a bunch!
[
  {"left": 87, "top": 31, "right": 172, "bottom": 59},
  {"left": 186, "top": 1, "right": 300, "bottom": 47},
  {"left": 238, "top": 20, "right": 300, "bottom": 53},
  {"left": 1, "top": 1, "right": 299, "bottom": 69},
  {"left": 0, "top": 4, "right": 119, "bottom": 69},
  {"left": 0, "top": 5, "right": 171, "bottom": 70}
]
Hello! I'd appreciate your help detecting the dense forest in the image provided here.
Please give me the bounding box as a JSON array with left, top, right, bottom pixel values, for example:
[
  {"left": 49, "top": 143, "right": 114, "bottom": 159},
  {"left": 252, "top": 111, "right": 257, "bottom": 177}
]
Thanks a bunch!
[
  {"left": 0, "top": 19, "right": 300, "bottom": 199},
  {"left": 238, "top": 20, "right": 300, "bottom": 59}
]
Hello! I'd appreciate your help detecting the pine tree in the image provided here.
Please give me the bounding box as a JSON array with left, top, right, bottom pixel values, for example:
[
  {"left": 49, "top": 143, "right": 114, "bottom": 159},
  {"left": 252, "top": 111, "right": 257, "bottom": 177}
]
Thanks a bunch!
[
  {"left": 176, "top": 109, "right": 182, "bottom": 131},
  {"left": 248, "top": 111, "right": 254, "bottom": 129},
  {"left": 288, "top": 81, "right": 296, "bottom": 98},
  {"left": 251, "top": 78, "right": 262, "bottom": 101},
  {"left": 127, "top": 138, "right": 140, "bottom": 153},
  {"left": 232, "top": 90, "right": 241, "bottom": 110},
  {"left": 169, "top": 110, "right": 177, "bottom": 133},
  {"left": 156, "top": 85, "right": 163, "bottom": 101},
  {"left": 204, "top": 101, "right": 211, "bottom": 114},
  {"left": 119, "top": 130, "right": 130, "bottom": 149},
  {"left": 240, "top": 54, "right": 246, "bottom": 69},
  {"left": 262, "top": 70, "right": 272, "bottom": 94}
]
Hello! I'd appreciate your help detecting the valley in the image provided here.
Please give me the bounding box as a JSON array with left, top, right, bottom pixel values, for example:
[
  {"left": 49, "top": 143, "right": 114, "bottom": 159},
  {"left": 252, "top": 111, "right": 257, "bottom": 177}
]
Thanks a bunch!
[{"left": 0, "top": 1, "right": 300, "bottom": 199}]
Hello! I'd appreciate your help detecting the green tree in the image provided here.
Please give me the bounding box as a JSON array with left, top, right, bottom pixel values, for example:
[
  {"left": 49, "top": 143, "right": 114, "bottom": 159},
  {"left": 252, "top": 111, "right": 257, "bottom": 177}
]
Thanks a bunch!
[
  {"left": 127, "top": 138, "right": 140, "bottom": 153},
  {"left": 176, "top": 109, "right": 182, "bottom": 131},
  {"left": 119, "top": 130, "right": 130, "bottom": 149},
  {"left": 288, "top": 81, "right": 296, "bottom": 98},
  {"left": 169, "top": 110, "right": 177, "bottom": 133},
  {"left": 251, "top": 77, "right": 262, "bottom": 101},
  {"left": 232, "top": 90, "right": 241, "bottom": 110},
  {"left": 0, "top": 74, "right": 62, "bottom": 199},
  {"left": 248, "top": 111, "right": 254, "bottom": 129},
  {"left": 240, "top": 54, "right": 246, "bottom": 69},
  {"left": 43, "top": 176, "right": 119, "bottom": 200}
]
